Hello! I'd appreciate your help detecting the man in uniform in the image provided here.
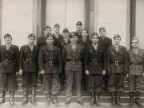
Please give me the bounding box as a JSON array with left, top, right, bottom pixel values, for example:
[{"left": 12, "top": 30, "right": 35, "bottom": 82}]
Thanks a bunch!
[
  {"left": 19, "top": 34, "right": 39, "bottom": 105},
  {"left": 62, "top": 32, "right": 84, "bottom": 105},
  {"left": 52, "top": 23, "right": 63, "bottom": 47},
  {"left": 38, "top": 34, "right": 62, "bottom": 105},
  {"left": 59, "top": 28, "right": 71, "bottom": 91},
  {"left": 107, "top": 34, "right": 128, "bottom": 106},
  {"left": 127, "top": 37, "right": 144, "bottom": 107},
  {"left": 0, "top": 34, "right": 19, "bottom": 105},
  {"left": 99, "top": 27, "right": 112, "bottom": 91},
  {"left": 75, "top": 21, "right": 83, "bottom": 39},
  {"left": 85, "top": 32, "right": 106, "bottom": 106},
  {"left": 77, "top": 28, "right": 92, "bottom": 90}
]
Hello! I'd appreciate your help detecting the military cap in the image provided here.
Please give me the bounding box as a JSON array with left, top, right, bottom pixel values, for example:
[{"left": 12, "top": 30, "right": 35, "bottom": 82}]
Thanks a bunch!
[
  {"left": 91, "top": 32, "right": 99, "bottom": 38},
  {"left": 113, "top": 34, "right": 121, "bottom": 40},
  {"left": 63, "top": 28, "right": 69, "bottom": 33},
  {"left": 69, "top": 32, "right": 78, "bottom": 38},
  {"left": 131, "top": 36, "right": 139, "bottom": 43},
  {"left": 44, "top": 25, "right": 51, "bottom": 31},
  {"left": 4, "top": 34, "right": 12, "bottom": 40},
  {"left": 99, "top": 27, "right": 106, "bottom": 31},
  {"left": 76, "top": 21, "right": 83, "bottom": 26},
  {"left": 54, "top": 23, "right": 60, "bottom": 28}
]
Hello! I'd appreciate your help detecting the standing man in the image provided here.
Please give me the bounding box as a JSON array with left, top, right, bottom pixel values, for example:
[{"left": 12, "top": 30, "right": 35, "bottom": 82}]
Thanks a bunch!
[
  {"left": 78, "top": 28, "right": 92, "bottom": 90},
  {"left": 62, "top": 32, "right": 84, "bottom": 105},
  {"left": 0, "top": 34, "right": 19, "bottom": 105},
  {"left": 52, "top": 23, "right": 63, "bottom": 47},
  {"left": 19, "top": 34, "right": 39, "bottom": 105},
  {"left": 85, "top": 32, "right": 106, "bottom": 106},
  {"left": 75, "top": 21, "right": 83, "bottom": 39},
  {"left": 38, "top": 34, "right": 62, "bottom": 105},
  {"left": 107, "top": 34, "right": 128, "bottom": 106},
  {"left": 99, "top": 27, "right": 112, "bottom": 91},
  {"left": 59, "top": 28, "right": 71, "bottom": 91},
  {"left": 127, "top": 37, "right": 144, "bottom": 107}
]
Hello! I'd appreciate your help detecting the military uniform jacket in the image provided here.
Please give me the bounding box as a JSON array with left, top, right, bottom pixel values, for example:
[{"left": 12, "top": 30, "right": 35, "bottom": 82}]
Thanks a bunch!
[
  {"left": 36, "top": 36, "right": 47, "bottom": 48},
  {"left": 38, "top": 45, "right": 62, "bottom": 74},
  {"left": 62, "top": 44, "right": 84, "bottom": 72},
  {"left": 0, "top": 45, "right": 19, "bottom": 73},
  {"left": 75, "top": 31, "right": 82, "bottom": 39},
  {"left": 128, "top": 48, "right": 144, "bottom": 75},
  {"left": 59, "top": 37, "right": 71, "bottom": 51},
  {"left": 52, "top": 33, "right": 63, "bottom": 48},
  {"left": 77, "top": 38, "right": 92, "bottom": 48},
  {"left": 85, "top": 44, "right": 107, "bottom": 74},
  {"left": 19, "top": 45, "right": 39, "bottom": 72},
  {"left": 107, "top": 45, "right": 128, "bottom": 74}
]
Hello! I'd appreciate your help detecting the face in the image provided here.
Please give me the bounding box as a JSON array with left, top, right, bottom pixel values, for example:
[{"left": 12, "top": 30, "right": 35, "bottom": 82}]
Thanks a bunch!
[
  {"left": 54, "top": 27, "right": 60, "bottom": 33},
  {"left": 99, "top": 30, "right": 106, "bottom": 37},
  {"left": 113, "top": 37, "right": 121, "bottom": 45},
  {"left": 76, "top": 25, "right": 82, "bottom": 31},
  {"left": 28, "top": 37, "right": 35, "bottom": 45},
  {"left": 63, "top": 32, "right": 69, "bottom": 38},
  {"left": 131, "top": 39, "right": 139, "bottom": 48},
  {"left": 4, "top": 36, "right": 12, "bottom": 44},
  {"left": 46, "top": 36, "right": 54, "bottom": 45},
  {"left": 91, "top": 35, "right": 99, "bottom": 44},
  {"left": 82, "top": 30, "right": 88, "bottom": 40},
  {"left": 44, "top": 28, "right": 51, "bottom": 35},
  {"left": 70, "top": 36, "right": 78, "bottom": 44}
]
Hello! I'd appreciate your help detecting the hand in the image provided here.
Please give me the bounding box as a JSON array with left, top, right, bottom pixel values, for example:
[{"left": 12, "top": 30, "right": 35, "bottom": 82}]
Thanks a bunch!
[
  {"left": 102, "top": 70, "right": 106, "bottom": 75},
  {"left": 19, "top": 69, "right": 23, "bottom": 75},
  {"left": 126, "top": 73, "right": 129, "bottom": 78},
  {"left": 40, "top": 70, "right": 45, "bottom": 74},
  {"left": 85, "top": 70, "right": 89, "bottom": 75}
]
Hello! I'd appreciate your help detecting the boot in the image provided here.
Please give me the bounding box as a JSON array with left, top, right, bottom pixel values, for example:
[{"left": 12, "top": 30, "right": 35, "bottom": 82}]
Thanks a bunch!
[
  {"left": 9, "top": 91, "right": 14, "bottom": 105},
  {"left": 129, "top": 92, "right": 134, "bottom": 106},
  {"left": 45, "top": 94, "right": 51, "bottom": 105},
  {"left": 135, "top": 91, "right": 142, "bottom": 107},
  {"left": 116, "top": 92, "right": 121, "bottom": 106},
  {"left": 95, "top": 92, "right": 100, "bottom": 106},
  {"left": 111, "top": 92, "right": 116, "bottom": 106},
  {"left": 22, "top": 90, "right": 29, "bottom": 105},
  {"left": 0, "top": 91, "right": 5, "bottom": 104},
  {"left": 52, "top": 96, "right": 59, "bottom": 106},
  {"left": 90, "top": 92, "right": 95, "bottom": 106},
  {"left": 30, "top": 90, "right": 36, "bottom": 105}
]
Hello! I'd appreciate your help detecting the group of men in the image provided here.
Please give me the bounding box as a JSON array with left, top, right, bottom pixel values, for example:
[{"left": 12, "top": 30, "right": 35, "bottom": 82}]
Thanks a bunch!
[{"left": 0, "top": 21, "right": 143, "bottom": 107}]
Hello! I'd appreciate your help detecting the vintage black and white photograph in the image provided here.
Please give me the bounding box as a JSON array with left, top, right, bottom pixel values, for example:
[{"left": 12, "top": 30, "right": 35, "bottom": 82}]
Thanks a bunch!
[{"left": 0, "top": 0, "right": 144, "bottom": 108}]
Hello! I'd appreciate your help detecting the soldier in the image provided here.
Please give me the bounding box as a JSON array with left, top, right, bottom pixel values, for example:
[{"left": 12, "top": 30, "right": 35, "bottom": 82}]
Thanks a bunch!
[
  {"left": 77, "top": 28, "right": 92, "bottom": 90},
  {"left": 59, "top": 28, "right": 71, "bottom": 91},
  {"left": 19, "top": 34, "right": 39, "bottom": 105},
  {"left": 36, "top": 26, "right": 51, "bottom": 48},
  {"left": 127, "top": 37, "right": 144, "bottom": 107},
  {"left": 0, "top": 34, "right": 19, "bottom": 105},
  {"left": 99, "top": 27, "right": 112, "bottom": 91},
  {"left": 38, "top": 34, "right": 62, "bottom": 106},
  {"left": 62, "top": 32, "right": 84, "bottom": 105},
  {"left": 52, "top": 23, "right": 63, "bottom": 47},
  {"left": 75, "top": 21, "right": 83, "bottom": 39},
  {"left": 107, "top": 34, "right": 128, "bottom": 106},
  {"left": 85, "top": 32, "right": 106, "bottom": 106}
]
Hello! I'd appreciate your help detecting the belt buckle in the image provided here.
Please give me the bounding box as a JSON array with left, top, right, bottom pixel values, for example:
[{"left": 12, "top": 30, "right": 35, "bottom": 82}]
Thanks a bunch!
[
  {"left": 71, "top": 58, "right": 75, "bottom": 64},
  {"left": 49, "top": 61, "right": 53, "bottom": 65},
  {"left": 115, "top": 61, "right": 118, "bottom": 66}
]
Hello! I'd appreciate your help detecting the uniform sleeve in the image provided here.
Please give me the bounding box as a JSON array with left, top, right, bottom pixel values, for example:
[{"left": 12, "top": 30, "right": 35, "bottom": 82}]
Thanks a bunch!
[
  {"left": 124, "top": 48, "right": 128, "bottom": 74},
  {"left": 58, "top": 48, "right": 62, "bottom": 73},
  {"left": 62, "top": 46, "right": 67, "bottom": 64},
  {"left": 15, "top": 46, "right": 20, "bottom": 72},
  {"left": 107, "top": 48, "right": 111, "bottom": 73},
  {"left": 84, "top": 48, "right": 89, "bottom": 71},
  {"left": 19, "top": 46, "right": 24, "bottom": 70},
  {"left": 80, "top": 46, "right": 85, "bottom": 63},
  {"left": 103, "top": 50, "right": 107, "bottom": 71},
  {"left": 109, "top": 38, "right": 112, "bottom": 47},
  {"left": 38, "top": 48, "right": 44, "bottom": 71}
]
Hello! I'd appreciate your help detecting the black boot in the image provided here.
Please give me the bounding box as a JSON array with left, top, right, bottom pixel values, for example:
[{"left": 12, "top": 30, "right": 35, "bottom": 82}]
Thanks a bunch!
[
  {"left": 22, "top": 90, "right": 29, "bottom": 105},
  {"left": 129, "top": 92, "right": 134, "bottom": 106},
  {"left": 52, "top": 96, "right": 59, "bottom": 106},
  {"left": 95, "top": 92, "right": 100, "bottom": 106},
  {"left": 111, "top": 92, "right": 116, "bottom": 106},
  {"left": 135, "top": 91, "right": 142, "bottom": 107},
  {"left": 90, "top": 92, "right": 95, "bottom": 106},
  {"left": 9, "top": 91, "right": 14, "bottom": 105},
  {"left": 116, "top": 92, "right": 121, "bottom": 106},
  {"left": 45, "top": 94, "right": 51, "bottom": 105},
  {"left": 30, "top": 90, "right": 36, "bottom": 105},
  {"left": 0, "top": 91, "right": 5, "bottom": 104}
]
